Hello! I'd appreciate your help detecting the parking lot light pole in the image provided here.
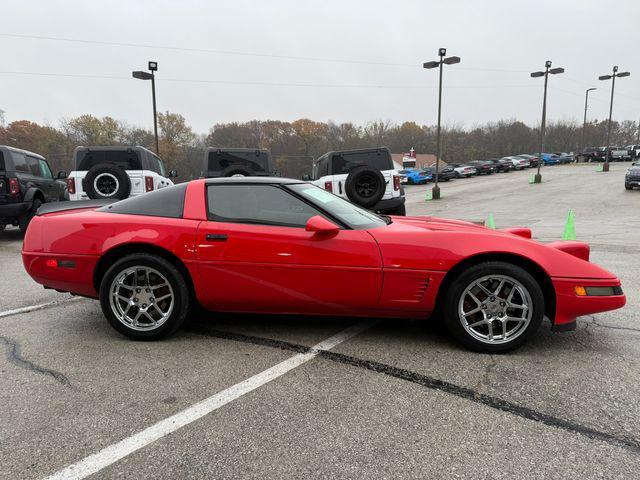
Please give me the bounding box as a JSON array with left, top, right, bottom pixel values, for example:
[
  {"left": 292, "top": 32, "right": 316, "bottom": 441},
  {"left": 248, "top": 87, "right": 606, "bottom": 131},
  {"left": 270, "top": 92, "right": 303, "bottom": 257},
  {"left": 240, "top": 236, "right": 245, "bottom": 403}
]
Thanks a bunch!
[
  {"left": 582, "top": 88, "right": 596, "bottom": 156},
  {"left": 132, "top": 61, "right": 160, "bottom": 155},
  {"left": 599, "top": 66, "right": 630, "bottom": 172},
  {"left": 531, "top": 61, "right": 564, "bottom": 183},
  {"left": 423, "top": 48, "right": 460, "bottom": 200}
]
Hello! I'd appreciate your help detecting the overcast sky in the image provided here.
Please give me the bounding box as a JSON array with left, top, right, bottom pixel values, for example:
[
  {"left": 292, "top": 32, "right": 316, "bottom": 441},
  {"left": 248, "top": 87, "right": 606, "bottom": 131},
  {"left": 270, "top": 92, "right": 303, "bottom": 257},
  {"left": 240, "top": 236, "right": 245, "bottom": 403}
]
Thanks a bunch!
[{"left": 2, "top": 0, "right": 639, "bottom": 133}]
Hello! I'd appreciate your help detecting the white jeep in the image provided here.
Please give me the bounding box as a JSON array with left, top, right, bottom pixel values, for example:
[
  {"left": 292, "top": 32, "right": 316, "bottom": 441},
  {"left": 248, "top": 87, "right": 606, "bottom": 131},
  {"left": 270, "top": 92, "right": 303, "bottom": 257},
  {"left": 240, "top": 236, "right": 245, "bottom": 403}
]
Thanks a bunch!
[
  {"left": 66, "top": 146, "right": 176, "bottom": 201},
  {"left": 305, "top": 147, "right": 405, "bottom": 216}
]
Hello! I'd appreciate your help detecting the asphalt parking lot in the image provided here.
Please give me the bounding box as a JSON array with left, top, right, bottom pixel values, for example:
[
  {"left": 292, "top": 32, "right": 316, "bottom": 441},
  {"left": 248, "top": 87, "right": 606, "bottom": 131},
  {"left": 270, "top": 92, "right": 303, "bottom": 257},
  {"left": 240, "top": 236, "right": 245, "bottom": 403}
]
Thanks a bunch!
[{"left": 1, "top": 163, "right": 639, "bottom": 479}]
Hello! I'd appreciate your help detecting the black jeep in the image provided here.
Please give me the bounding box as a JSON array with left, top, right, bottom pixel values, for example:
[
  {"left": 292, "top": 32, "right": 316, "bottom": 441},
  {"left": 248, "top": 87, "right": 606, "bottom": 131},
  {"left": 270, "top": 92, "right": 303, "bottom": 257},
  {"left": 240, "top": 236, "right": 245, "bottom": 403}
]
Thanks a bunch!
[
  {"left": 0, "top": 146, "right": 67, "bottom": 232},
  {"left": 203, "top": 148, "right": 274, "bottom": 177}
]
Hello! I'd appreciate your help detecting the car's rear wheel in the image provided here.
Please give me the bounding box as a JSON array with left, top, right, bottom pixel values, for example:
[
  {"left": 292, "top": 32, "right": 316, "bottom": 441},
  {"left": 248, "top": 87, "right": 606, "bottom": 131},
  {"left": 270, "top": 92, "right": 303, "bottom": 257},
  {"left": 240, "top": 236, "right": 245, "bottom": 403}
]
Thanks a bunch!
[
  {"left": 443, "top": 261, "right": 544, "bottom": 353},
  {"left": 99, "top": 254, "right": 190, "bottom": 340}
]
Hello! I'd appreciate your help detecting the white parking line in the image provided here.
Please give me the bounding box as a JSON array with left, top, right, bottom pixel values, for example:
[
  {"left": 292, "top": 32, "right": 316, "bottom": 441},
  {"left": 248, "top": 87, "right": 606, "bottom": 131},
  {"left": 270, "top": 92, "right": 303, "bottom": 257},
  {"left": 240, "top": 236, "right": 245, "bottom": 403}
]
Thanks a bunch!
[
  {"left": 43, "top": 319, "right": 376, "bottom": 480},
  {"left": 0, "top": 297, "right": 83, "bottom": 319}
]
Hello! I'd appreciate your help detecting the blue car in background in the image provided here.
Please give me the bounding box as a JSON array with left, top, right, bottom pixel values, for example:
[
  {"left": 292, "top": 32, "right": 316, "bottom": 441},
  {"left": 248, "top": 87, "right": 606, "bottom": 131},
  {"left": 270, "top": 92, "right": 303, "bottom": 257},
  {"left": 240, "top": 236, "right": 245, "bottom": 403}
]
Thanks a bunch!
[
  {"left": 399, "top": 168, "right": 432, "bottom": 184},
  {"left": 539, "top": 153, "right": 560, "bottom": 165}
]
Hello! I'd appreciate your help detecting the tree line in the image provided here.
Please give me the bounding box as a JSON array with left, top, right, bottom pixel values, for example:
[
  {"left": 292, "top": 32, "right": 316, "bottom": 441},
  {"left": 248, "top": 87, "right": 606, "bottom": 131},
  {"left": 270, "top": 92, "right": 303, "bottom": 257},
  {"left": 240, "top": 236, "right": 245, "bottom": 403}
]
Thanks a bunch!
[{"left": 1, "top": 113, "right": 638, "bottom": 180}]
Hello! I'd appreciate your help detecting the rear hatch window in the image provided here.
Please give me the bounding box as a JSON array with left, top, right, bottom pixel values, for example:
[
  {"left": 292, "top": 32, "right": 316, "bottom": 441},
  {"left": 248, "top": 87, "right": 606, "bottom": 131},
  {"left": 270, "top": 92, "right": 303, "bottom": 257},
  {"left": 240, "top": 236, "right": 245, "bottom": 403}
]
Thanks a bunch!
[
  {"left": 76, "top": 150, "right": 142, "bottom": 171},
  {"left": 207, "top": 151, "right": 269, "bottom": 173},
  {"left": 332, "top": 150, "right": 392, "bottom": 174}
]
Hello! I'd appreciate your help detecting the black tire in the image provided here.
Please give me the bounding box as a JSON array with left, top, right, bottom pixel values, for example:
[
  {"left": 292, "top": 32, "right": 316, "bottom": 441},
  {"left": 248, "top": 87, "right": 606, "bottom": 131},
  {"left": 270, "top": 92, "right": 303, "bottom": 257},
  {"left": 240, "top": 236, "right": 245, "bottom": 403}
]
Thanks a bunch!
[
  {"left": 442, "top": 261, "right": 544, "bottom": 353},
  {"left": 221, "top": 165, "right": 253, "bottom": 177},
  {"left": 344, "top": 166, "right": 386, "bottom": 208},
  {"left": 0, "top": 224, "right": 5, "bottom": 232},
  {"left": 99, "top": 254, "right": 190, "bottom": 340},
  {"left": 455, "top": 172, "right": 461, "bottom": 178},
  {"left": 625, "top": 185, "right": 633, "bottom": 190},
  {"left": 19, "top": 198, "right": 42, "bottom": 233},
  {"left": 84, "top": 164, "right": 131, "bottom": 200}
]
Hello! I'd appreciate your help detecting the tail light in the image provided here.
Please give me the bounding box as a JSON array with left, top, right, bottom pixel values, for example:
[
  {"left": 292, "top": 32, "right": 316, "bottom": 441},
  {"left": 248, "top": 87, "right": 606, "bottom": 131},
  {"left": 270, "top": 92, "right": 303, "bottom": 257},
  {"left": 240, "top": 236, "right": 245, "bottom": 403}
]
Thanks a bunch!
[
  {"left": 324, "top": 181, "right": 333, "bottom": 192},
  {"left": 145, "top": 176, "right": 154, "bottom": 192},
  {"left": 9, "top": 178, "right": 19, "bottom": 195},
  {"left": 393, "top": 175, "right": 400, "bottom": 190},
  {"left": 66, "top": 178, "right": 76, "bottom": 195}
]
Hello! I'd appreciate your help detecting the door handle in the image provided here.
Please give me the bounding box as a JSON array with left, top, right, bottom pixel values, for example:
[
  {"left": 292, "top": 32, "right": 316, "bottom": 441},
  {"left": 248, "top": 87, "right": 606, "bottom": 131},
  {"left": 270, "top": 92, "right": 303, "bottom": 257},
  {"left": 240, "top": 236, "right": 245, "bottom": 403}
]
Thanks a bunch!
[{"left": 205, "top": 233, "right": 228, "bottom": 242}]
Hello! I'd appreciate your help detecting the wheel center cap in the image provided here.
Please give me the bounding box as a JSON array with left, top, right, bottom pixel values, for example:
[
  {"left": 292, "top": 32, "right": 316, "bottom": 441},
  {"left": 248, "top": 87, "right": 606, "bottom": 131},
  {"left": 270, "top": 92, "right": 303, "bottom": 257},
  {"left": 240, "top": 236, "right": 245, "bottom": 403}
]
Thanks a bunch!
[{"left": 486, "top": 300, "right": 503, "bottom": 317}]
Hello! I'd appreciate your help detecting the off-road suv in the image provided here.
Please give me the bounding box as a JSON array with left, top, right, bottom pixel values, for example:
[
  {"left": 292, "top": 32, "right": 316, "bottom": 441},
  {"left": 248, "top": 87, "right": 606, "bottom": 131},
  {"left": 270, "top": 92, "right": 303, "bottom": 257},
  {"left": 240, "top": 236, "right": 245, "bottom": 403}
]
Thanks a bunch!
[
  {"left": 0, "top": 146, "right": 67, "bottom": 232},
  {"left": 203, "top": 148, "right": 274, "bottom": 177},
  {"left": 66, "top": 146, "right": 177, "bottom": 201},
  {"left": 305, "top": 147, "right": 405, "bottom": 215}
]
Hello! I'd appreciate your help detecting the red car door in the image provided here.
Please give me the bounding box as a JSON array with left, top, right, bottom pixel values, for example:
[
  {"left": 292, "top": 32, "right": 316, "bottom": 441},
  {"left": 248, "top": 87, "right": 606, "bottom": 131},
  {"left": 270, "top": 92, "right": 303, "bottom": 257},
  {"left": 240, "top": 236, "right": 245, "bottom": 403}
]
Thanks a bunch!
[{"left": 194, "top": 183, "right": 382, "bottom": 315}]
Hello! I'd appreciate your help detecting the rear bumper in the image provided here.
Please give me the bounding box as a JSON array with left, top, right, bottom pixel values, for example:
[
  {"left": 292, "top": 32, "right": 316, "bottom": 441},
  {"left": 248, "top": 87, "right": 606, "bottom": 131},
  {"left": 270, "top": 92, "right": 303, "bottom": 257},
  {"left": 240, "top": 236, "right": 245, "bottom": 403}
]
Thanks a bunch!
[
  {"left": 0, "top": 201, "right": 31, "bottom": 220},
  {"left": 551, "top": 277, "right": 626, "bottom": 327},
  {"left": 22, "top": 251, "right": 99, "bottom": 297},
  {"left": 373, "top": 196, "right": 405, "bottom": 213}
]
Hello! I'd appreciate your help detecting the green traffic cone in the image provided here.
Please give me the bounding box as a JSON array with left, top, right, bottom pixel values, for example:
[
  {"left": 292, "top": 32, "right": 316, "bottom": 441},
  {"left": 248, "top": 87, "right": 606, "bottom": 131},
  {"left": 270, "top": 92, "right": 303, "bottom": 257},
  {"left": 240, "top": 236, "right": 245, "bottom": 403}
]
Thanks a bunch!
[
  {"left": 425, "top": 190, "right": 432, "bottom": 201},
  {"left": 596, "top": 164, "right": 603, "bottom": 172},
  {"left": 486, "top": 213, "right": 496, "bottom": 229},
  {"left": 562, "top": 210, "right": 576, "bottom": 240}
]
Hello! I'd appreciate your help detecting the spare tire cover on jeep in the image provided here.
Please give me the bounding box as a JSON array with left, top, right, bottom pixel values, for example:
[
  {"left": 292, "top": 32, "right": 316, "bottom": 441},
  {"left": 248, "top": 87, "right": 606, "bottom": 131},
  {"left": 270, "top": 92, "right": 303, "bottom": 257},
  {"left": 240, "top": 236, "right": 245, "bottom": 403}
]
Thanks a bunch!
[
  {"left": 345, "top": 166, "right": 386, "bottom": 208},
  {"left": 84, "top": 163, "right": 132, "bottom": 200},
  {"left": 221, "top": 165, "right": 254, "bottom": 177}
]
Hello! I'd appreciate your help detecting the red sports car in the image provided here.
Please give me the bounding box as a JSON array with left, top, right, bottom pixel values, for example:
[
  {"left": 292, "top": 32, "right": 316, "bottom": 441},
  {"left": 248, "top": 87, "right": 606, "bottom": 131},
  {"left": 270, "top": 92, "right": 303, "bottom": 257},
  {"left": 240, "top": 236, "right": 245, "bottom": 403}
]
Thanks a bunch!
[{"left": 22, "top": 178, "right": 625, "bottom": 352}]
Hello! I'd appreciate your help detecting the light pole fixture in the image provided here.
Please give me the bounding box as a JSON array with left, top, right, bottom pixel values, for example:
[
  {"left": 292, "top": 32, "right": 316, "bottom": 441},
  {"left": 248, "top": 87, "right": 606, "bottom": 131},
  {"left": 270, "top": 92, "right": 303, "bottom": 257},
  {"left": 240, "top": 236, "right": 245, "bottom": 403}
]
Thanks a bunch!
[
  {"left": 423, "top": 47, "right": 460, "bottom": 200},
  {"left": 530, "top": 60, "right": 564, "bottom": 183},
  {"left": 582, "top": 87, "right": 596, "bottom": 157},
  {"left": 598, "top": 66, "right": 630, "bottom": 171},
  {"left": 132, "top": 61, "right": 160, "bottom": 155}
]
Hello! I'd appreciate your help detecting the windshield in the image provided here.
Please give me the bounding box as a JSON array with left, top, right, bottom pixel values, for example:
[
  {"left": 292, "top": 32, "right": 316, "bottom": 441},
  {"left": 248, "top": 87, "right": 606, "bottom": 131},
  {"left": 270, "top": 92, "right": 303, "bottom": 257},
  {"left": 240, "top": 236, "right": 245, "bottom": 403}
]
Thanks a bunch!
[{"left": 288, "top": 183, "right": 387, "bottom": 230}]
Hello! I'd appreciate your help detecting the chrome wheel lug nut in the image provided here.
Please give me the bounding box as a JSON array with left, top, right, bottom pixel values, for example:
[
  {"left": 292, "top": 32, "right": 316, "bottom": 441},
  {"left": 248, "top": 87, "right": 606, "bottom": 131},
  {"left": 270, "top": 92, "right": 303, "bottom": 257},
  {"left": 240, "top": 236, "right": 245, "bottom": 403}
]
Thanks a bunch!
[
  {"left": 142, "top": 304, "right": 147, "bottom": 308},
  {"left": 136, "top": 288, "right": 141, "bottom": 293},
  {"left": 150, "top": 298, "right": 154, "bottom": 303},
  {"left": 134, "top": 298, "right": 138, "bottom": 303},
  {"left": 146, "top": 288, "right": 150, "bottom": 293}
]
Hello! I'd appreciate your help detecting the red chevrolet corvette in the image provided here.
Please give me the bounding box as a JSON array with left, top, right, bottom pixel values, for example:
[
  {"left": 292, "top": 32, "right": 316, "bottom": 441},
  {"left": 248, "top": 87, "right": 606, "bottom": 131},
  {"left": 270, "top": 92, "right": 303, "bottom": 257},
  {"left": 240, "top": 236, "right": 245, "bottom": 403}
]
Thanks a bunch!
[{"left": 22, "top": 177, "right": 625, "bottom": 352}]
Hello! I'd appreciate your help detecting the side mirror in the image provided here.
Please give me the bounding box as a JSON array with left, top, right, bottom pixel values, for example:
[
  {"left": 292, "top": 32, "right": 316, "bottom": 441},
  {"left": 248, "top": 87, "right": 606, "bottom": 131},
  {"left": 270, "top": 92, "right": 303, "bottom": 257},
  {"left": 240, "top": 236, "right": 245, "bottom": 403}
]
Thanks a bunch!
[
  {"left": 56, "top": 171, "right": 67, "bottom": 179},
  {"left": 302, "top": 174, "right": 311, "bottom": 181},
  {"left": 168, "top": 170, "right": 178, "bottom": 178},
  {"left": 305, "top": 215, "right": 339, "bottom": 236}
]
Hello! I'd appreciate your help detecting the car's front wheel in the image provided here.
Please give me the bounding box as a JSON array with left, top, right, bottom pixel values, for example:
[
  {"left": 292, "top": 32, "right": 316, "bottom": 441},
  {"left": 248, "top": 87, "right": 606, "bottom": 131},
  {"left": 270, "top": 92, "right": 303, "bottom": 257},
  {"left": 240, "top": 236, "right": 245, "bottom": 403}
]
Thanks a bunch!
[
  {"left": 99, "top": 254, "right": 190, "bottom": 340},
  {"left": 443, "top": 261, "right": 544, "bottom": 353}
]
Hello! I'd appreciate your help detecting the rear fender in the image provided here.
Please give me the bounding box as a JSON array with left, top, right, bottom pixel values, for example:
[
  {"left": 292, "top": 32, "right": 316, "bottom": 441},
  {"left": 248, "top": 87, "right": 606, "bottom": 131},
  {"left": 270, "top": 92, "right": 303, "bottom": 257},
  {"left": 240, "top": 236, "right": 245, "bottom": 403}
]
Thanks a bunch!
[{"left": 23, "top": 187, "right": 44, "bottom": 203}]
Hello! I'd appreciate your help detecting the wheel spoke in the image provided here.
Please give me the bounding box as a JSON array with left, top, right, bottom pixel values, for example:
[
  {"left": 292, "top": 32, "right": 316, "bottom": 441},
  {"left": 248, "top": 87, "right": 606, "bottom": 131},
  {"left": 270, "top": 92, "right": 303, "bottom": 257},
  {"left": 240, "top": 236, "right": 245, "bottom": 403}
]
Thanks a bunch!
[
  {"left": 487, "top": 321, "right": 494, "bottom": 340},
  {"left": 155, "top": 293, "right": 172, "bottom": 303},
  {"left": 467, "top": 291, "right": 482, "bottom": 306},
  {"left": 475, "top": 282, "right": 493, "bottom": 297},
  {"left": 494, "top": 279, "right": 505, "bottom": 296},
  {"left": 468, "top": 318, "right": 488, "bottom": 328},
  {"left": 463, "top": 306, "right": 482, "bottom": 316}
]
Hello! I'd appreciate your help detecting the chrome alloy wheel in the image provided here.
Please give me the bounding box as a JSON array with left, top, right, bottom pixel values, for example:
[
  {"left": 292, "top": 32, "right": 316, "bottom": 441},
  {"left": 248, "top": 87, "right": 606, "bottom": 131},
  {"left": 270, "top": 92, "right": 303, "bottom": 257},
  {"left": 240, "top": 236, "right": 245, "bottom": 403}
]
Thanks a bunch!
[
  {"left": 109, "top": 266, "right": 174, "bottom": 331},
  {"left": 93, "top": 173, "right": 119, "bottom": 197},
  {"left": 458, "top": 274, "right": 533, "bottom": 345}
]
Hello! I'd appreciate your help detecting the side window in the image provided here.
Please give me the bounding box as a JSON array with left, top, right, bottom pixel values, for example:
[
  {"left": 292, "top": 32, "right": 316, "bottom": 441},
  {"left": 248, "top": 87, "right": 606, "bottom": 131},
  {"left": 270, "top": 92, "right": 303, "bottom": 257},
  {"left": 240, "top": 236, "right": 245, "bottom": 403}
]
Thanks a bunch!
[
  {"left": 312, "top": 157, "right": 329, "bottom": 180},
  {"left": 11, "top": 152, "right": 30, "bottom": 173},
  {"left": 207, "top": 184, "right": 320, "bottom": 228},
  {"left": 332, "top": 151, "right": 392, "bottom": 175},
  {"left": 148, "top": 154, "right": 166, "bottom": 176},
  {"left": 26, "top": 156, "right": 41, "bottom": 177},
  {"left": 38, "top": 160, "right": 54, "bottom": 179}
]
